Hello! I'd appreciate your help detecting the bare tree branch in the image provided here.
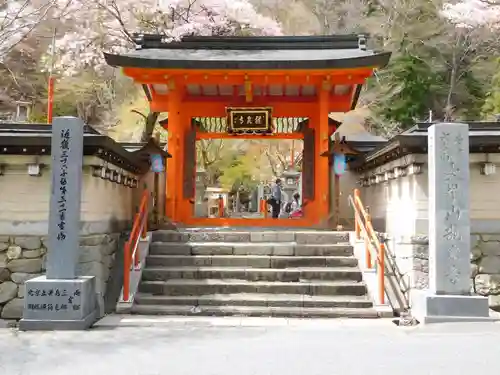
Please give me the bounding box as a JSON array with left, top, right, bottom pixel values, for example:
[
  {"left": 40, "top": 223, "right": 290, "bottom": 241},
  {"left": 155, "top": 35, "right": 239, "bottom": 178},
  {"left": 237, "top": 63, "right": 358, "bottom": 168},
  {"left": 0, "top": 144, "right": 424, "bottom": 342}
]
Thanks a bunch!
[
  {"left": 130, "top": 109, "right": 147, "bottom": 121},
  {"left": 0, "top": 0, "right": 58, "bottom": 57}
]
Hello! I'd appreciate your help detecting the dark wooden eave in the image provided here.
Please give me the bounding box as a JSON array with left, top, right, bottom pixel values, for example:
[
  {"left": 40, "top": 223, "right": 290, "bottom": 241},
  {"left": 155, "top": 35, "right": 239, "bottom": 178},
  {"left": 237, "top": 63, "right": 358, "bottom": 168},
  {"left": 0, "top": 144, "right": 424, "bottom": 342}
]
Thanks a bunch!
[
  {"left": 350, "top": 85, "right": 363, "bottom": 110},
  {"left": 142, "top": 84, "right": 152, "bottom": 101},
  {"left": 322, "top": 140, "right": 386, "bottom": 157},
  {"left": 0, "top": 123, "right": 153, "bottom": 174},
  {"left": 321, "top": 126, "right": 386, "bottom": 158},
  {"left": 352, "top": 122, "right": 500, "bottom": 172},
  {"left": 402, "top": 121, "right": 500, "bottom": 134},
  {"left": 104, "top": 34, "right": 391, "bottom": 71},
  {"left": 121, "top": 139, "right": 171, "bottom": 161},
  {"left": 328, "top": 118, "right": 342, "bottom": 129}
]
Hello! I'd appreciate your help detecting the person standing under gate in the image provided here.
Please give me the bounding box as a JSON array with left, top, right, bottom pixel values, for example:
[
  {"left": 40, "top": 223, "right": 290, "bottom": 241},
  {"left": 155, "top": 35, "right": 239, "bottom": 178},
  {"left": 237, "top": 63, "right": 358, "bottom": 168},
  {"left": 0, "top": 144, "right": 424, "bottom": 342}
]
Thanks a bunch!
[{"left": 268, "top": 178, "right": 283, "bottom": 219}]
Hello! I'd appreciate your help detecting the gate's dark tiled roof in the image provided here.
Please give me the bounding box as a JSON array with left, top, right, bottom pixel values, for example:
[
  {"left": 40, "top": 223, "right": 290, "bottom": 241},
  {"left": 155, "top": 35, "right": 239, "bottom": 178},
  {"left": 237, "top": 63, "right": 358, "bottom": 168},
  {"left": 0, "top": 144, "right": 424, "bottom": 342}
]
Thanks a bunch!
[{"left": 104, "top": 34, "right": 391, "bottom": 70}]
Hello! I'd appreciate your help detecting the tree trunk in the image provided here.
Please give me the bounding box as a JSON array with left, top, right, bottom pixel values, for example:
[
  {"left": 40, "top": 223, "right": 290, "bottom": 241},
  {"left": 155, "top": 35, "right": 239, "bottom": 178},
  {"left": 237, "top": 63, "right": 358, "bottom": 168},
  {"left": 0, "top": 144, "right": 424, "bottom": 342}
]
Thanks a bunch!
[
  {"left": 445, "top": 32, "right": 464, "bottom": 122},
  {"left": 140, "top": 112, "right": 159, "bottom": 142}
]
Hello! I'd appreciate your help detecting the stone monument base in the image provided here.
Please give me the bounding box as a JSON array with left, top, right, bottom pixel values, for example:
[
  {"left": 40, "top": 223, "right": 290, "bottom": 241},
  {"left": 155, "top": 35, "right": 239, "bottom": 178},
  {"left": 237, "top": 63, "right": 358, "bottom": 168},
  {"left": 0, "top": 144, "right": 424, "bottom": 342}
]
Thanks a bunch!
[
  {"left": 411, "top": 289, "right": 495, "bottom": 324},
  {"left": 19, "top": 275, "right": 98, "bottom": 331}
]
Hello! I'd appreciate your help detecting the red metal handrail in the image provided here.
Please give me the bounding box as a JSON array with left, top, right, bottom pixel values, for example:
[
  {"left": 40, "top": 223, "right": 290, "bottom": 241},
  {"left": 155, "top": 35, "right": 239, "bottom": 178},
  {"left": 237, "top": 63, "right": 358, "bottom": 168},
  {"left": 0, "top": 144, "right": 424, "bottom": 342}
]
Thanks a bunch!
[
  {"left": 123, "top": 189, "right": 149, "bottom": 302},
  {"left": 351, "top": 188, "right": 385, "bottom": 305}
]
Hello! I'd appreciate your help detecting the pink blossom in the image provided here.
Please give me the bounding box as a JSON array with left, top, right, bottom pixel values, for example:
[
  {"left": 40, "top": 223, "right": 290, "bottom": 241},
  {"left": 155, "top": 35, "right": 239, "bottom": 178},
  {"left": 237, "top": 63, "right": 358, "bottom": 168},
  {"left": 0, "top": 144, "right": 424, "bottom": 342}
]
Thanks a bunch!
[
  {"left": 49, "top": 0, "right": 282, "bottom": 74},
  {"left": 442, "top": 0, "right": 500, "bottom": 28}
]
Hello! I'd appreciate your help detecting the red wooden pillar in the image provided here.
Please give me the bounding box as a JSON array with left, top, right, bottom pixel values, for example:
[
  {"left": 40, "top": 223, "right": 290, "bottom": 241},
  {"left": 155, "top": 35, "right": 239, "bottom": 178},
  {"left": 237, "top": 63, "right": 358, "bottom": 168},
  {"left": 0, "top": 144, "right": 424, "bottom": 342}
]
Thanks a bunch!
[
  {"left": 315, "top": 80, "right": 330, "bottom": 223},
  {"left": 165, "top": 83, "right": 182, "bottom": 221},
  {"left": 47, "top": 76, "right": 55, "bottom": 123}
]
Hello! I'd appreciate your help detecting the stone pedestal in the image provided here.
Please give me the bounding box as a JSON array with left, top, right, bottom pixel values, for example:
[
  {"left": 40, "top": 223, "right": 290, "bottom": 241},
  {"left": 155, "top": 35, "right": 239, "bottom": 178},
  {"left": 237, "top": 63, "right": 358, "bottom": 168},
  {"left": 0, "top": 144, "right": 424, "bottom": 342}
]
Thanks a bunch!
[
  {"left": 411, "top": 290, "right": 491, "bottom": 323},
  {"left": 19, "top": 276, "right": 97, "bottom": 330},
  {"left": 411, "top": 123, "right": 493, "bottom": 323}
]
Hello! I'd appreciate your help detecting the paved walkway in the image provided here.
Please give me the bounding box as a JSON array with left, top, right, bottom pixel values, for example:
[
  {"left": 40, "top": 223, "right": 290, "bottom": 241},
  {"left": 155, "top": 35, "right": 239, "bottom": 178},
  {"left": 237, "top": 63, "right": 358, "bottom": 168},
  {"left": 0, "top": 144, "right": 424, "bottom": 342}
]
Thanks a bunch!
[{"left": 1, "top": 316, "right": 500, "bottom": 375}]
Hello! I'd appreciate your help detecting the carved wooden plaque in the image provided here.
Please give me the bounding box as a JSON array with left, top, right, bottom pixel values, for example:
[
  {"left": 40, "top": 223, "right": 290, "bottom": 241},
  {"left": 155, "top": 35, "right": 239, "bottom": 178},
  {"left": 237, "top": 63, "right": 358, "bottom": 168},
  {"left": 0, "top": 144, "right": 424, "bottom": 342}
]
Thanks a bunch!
[
  {"left": 302, "top": 126, "right": 315, "bottom": 200},
  {"left": 226, "top": 107, "right": 272, "bottom": 134}
]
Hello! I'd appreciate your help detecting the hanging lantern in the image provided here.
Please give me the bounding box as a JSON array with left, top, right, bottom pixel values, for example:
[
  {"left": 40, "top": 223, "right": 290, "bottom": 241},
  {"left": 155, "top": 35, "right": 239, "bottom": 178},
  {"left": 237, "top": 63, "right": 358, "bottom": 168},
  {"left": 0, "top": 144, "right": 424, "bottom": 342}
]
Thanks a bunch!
[{"left": 334, "top": 153, "right": 347, "bottom": 175}]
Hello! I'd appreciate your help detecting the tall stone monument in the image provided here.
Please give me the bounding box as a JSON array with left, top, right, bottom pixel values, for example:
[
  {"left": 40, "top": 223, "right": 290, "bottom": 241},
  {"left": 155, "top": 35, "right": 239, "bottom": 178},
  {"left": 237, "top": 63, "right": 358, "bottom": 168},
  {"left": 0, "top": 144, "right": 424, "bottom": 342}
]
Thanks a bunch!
[
  {"left": 194, "top": 167, "right": 208, "bottom": 217},
  {"left": 19, "top": 117, "right": 98, "bottom": 330},
  {"left": 411, "top": 123, "right": 492, "bottom": 323},
  {"left": 249, "top": 188, "right": 258, "bottom": 212}
]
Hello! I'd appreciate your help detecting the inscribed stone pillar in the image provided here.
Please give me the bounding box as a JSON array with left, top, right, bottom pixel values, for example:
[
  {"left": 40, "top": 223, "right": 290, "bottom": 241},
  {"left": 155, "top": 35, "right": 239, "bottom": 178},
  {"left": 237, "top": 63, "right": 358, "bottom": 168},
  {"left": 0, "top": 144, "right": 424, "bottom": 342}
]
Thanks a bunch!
[
  {"left": 20, "top": 117, "right": 98, "bottom": 331},
  {"left": 46, "top": 117, "right": 84, "bottom": 279},
  {"left": 428, "top": 122, "right": 470, "bottom": 295},
  {"left": 411, "top": 123, "right": 492, "bottom": 323}
]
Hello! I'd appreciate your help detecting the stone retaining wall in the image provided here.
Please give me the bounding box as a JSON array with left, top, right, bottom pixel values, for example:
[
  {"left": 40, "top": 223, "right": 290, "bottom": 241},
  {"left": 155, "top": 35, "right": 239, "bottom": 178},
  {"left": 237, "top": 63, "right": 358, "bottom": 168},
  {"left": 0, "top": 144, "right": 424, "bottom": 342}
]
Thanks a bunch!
[
  {"left": 471, "top": 234, "right": 500, "bottom": 310},
  {"left": 389, "top": 235, "right": 429, "bottom": 298},
  {"left": 0, "top": 233, "right": 120, "bottom": 319},
  {"left": 390, "top": 233, "right": 500, "bottom": 311}
]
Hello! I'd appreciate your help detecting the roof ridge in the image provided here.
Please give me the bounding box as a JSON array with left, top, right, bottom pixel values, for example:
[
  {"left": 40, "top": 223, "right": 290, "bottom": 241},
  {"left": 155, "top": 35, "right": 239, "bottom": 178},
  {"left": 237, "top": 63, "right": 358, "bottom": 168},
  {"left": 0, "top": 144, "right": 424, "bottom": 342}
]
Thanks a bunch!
[
  {"left": 132, "top": 33, "right": 367, "bottom": 51},
  {"left": 0, "top": 123, "right": 101, "bottom": 135}
]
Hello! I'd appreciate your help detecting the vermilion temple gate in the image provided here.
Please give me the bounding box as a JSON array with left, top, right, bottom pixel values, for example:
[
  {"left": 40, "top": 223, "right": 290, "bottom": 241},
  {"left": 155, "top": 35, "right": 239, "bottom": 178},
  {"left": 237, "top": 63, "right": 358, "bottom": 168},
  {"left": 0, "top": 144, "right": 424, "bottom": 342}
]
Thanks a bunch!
[{"left": 104, "top": 34, "right": 390, "bottom": 227}]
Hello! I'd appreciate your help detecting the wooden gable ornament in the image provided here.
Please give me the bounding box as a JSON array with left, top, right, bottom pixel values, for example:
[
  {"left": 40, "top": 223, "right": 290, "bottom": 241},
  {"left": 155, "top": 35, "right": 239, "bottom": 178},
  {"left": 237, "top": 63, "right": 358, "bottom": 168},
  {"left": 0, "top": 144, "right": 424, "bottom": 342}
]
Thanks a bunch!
[{"left": 331, "top": 133, "right": 358, "bottom": 155}]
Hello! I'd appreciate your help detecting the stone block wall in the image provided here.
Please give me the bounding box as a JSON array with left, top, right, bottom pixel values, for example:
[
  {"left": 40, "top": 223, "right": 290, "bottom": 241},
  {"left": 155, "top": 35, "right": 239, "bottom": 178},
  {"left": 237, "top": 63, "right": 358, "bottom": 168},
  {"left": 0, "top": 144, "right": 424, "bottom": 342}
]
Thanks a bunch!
[
  {"left": 387, "top": 235, "right": 429, "bottom": 299},
  {"left": 471, "top": 234, "right": 500, "bottom": 310},
  {"left": 389, "top": 233, "right": 500, "bottom": 311},
  {"left": 0, "top": 233, "right": 120, "bottom": 319}
]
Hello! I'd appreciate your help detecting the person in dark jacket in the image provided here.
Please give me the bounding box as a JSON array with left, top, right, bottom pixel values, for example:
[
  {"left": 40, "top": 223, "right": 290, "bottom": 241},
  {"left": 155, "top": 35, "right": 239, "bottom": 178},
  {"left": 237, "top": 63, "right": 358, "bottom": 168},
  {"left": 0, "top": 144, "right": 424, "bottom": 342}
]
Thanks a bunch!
[{"left": 269, "top": 178, "right": 283, "bottom": 218}]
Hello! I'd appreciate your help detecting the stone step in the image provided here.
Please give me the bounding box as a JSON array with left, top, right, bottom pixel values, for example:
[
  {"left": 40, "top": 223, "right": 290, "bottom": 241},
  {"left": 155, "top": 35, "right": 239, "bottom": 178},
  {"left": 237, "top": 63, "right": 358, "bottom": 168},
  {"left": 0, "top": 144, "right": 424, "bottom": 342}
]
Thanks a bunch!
[
  {"left": 142, "top": 267, "right": 363, "bottom": 282},
  {"left": 130, "top": 304, "right": 379, "bottom": 318},
  {"left": 152, "top": 230, "right": 350, "bottom": 244},
  {"left": 138, "top": 279, "right": 368, "bottom": 296},
  {"left": 146, "top": 255, "right": 358, "bottom": 268},
  {"left": 149, "top": 242, "right": 353, "bottom": 257},
  {"left": 134, "top": 293, "right": 374, "bottom": 309}
]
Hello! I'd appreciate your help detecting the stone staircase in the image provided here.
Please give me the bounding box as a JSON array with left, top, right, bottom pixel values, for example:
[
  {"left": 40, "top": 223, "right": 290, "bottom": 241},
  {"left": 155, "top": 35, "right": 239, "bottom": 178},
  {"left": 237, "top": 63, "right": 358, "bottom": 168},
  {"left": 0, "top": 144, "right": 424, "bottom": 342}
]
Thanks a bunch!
[{"left": 132, "top": 229, "right": 379, "bottom": 318}]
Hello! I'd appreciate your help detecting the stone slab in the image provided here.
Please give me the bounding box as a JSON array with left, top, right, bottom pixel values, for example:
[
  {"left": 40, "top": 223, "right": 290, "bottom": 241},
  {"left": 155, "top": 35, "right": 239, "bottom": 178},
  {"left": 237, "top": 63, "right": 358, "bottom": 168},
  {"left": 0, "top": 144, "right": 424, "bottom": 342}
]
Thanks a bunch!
[
  {"left": 46, "top": 117, "right": 84, "bottom": 279},
  {"left": 411, "top": 289, "right": 494, "bottom": 324},
  {"left": 428, "top": 123, "right": 470, "bottom": 295},
  {"left": 19, "top": 275, "right": 98, "bottom": 331},
  {"left": 250, "top": 232, "right": 295, "bottom": 242},
  {"left": 18, "top": 310, "right": 98, "bottom": 331}
]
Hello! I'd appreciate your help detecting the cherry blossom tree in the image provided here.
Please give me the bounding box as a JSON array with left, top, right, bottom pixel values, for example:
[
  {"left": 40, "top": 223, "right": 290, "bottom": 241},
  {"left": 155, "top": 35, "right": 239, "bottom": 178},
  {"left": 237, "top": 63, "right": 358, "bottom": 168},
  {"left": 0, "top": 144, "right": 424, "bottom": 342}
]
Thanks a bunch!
[
  {"left": 0, "top": 0, "right": 57, "bottom": 60},
  {"left": 442, "top": 0, "right": 500, "bottom": 28},
  {"left": 51, "top": 0, "right": 282, "bottom": 75}
]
